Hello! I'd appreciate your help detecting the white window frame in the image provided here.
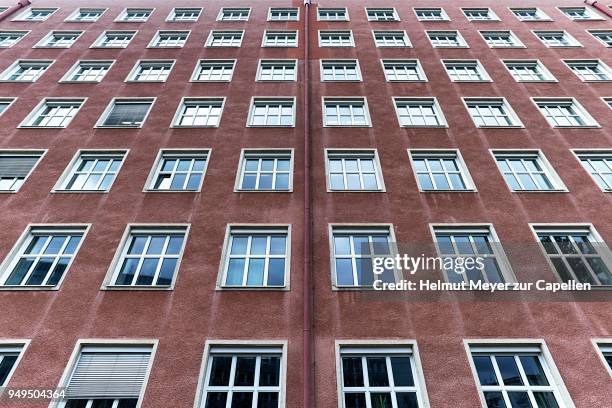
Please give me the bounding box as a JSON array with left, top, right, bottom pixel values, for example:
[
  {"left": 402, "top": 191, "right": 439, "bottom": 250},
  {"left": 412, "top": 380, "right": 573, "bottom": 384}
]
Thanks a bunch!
[
  {"left": 235, "top": 149, "right": 294, "bottom": 193},
  {"left": 0, "top": 340, "right": 30, "bottom": 387},
  {"left": 171, "top": 97, "right": 225, "bottom": 128},
  {"left": 13, "top": 7, "right": 58, "bottom": 22},
  {"left": 95, "top": 97, "right": 155, "bottom": 129},
  {"left": 126, "top": 60, "right": 175, "bottom": 82},
  {"left": 394, "top": 97, "right": 448, "bottom": 128},
  {"left": 34, "top": 31, "right": 83, "bottom": 48},
  {"left": 166, "top": 7, "right": 202, "bottom": 22},
  {"left": 317, "top": 7, "right": 349, "bottom": 21},
  {"left": 0, "top": 59, "right": 54, "bottom": 82},
  {"left": 320, "top": 59, "right": 362, "bottom": 82},
  {"left": 461, "top": 8, "right": 500, "bottom": 22},
  {"left": 194, "top": 340, "right": 288, "bottom": 408},
  {"left": 325, "top": 149, "right": 386, "bottom": 192},
  {"left": 571, "top": 149, "right": 612, "bottom": 192},
  {"left": 381, "top": 59, "right": 427, "bottom": 82},
  {"left": 0, "top": 30, "right": 30, "bottom": 48},
  {"left": 205, "top": 30, "right": 244, "bottom": 48},
  {"left": 191, "top": 59, "right": 236, "bottom": 82},
  {"left": 53, "top": 149, "right": 127, "bottom": 193},
  {"left": 491, "top": 149, "right": 568, "bottom": 192},
  {"left": 592, "top": 340, "right": 612, "bottom": 377},
  {"left": 372, "top": 30, "right": 411, "bottom": 47},
  {"left": 532, "top": 97, "right": 599, "bottom": 128},
  {"left": 501, "top": 59, "right": 557, "bottom": 83},
  {"left": 19, "top": 98, "right": 85, "bottom": 129},
  {"left": 216, "top": 7, "right": 251, "bottom": 22},
  {"left": 257, "top": 59, "right": 298, "bottom": 82},
  {"left": 334, "top": 340, "right": 430, "bottom": 408},
  {"left": 479, "top": 30, "right": 525, "bottom": 48},
  {"left": 509, "top": 7, "right": 552, "bottom": 22},
  {"left": 558, "top": 6, "right": 604, "bottom": 21},
  {"left": 65, "top": 8, "right": 107, "bottom": 23},
  {"left": 247, "top": 97, "right": 296, "bottom": 128},
  {"left": 0, "top": 149, "right": 46, "bottom": 193},
  {"left": 0, "top": 98, "right": 17, "bottom": 117},
  {"left": 51, "top": 339, "right": 158, "bottom": 408},
  {"left": 603, "top": 97, "right": 612, "bottom": 109},
  {"left": 91, "top": 30, "right": 137, "bottom": 48},
  {"left": 261, "top": 30, "right": 298, "bottom": 48},
  {"left": 465, "top": 339, "right": 575, "bottom": 408},
  {"left": 115, "top": 8, "right": 154, "bottom": 23},
  {"left": 267, "top": 7, "right": 299, "bottom": 22},
  {"left": 427, "top": 30, "right": 469, "bottom": 48},
  {"left": 563, "top": 59, "right": 612, "bottom": 82},
  {"left": 322, "top": 97, "right": 372, "bottom": 128},
  {"left": 442, "top": 59, "right": 491, "bottom": 82},
  {"left": 408, "top": 150, "right": 476, "bottom": 192},
  {"left": 147, "top": 30, "right": 190, "bottom": 48},
  {"left": 0, "top": 224, "right": 90, "bottom": 290},
  {"left": 533, "top": 30, "right": 582, "bottom": 48},
  {"left": 413, "top": 8, "right": 450, "bottom": 22},
  {"left": 318, "top": 30, "right": 355, "bottom": 47},
  {"left": 60, "top": 60, "right": 114, "bottom": 83},
  {"left": 462, "top": 97, "right": 524, "bottom": 128},
  {"left": 144, "top": 149, "right": 210, "bottom": 193},
  {"left": 365, "top": 8, "right": 400, "bottom": 22},
  {"left": 587, "top": 30, "right": 612, "bottom": 48}
]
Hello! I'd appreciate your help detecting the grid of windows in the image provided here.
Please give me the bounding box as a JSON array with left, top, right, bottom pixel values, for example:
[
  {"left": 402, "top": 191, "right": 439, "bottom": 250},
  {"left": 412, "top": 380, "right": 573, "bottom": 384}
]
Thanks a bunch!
[
  {"left": 394, "top": 98, "right": 446, "bottom": 127},
  {"left": 0, "top": 151, "right": 44, "bottom": 192},
  {"left": 565, "top": 60, "right": 611, "bottom": 81},
  {"left": 248, "top": 98, "right": 295, "bottom": 127},
  {"left": 414, "top": 8, "right": 449, "bottom": 21},
  {"left": 117, "top": 8, "right": 152, "bottom": 22},
  {"left": 318, "top": 8, "right": 348, "bottom": 21},
  {"left": 464, "top": 98, "right": 522, "bottom": 128},
  {"left": 575, "top": 152, "right": 612, "bottom": 191},
  {"left": 193, "top": 60, "right": 235, "bottom": 82},
  {"left": 174, "top": 98, "right": 224, "bottom": 127},
  {"left": 21, "top": 99, "right": 84, "bottom": 128},
  {"left": 588, "top": 30, "right": 612, "bottom": 47},
  {"left": 268, "top": 8, "right": 298, "bottom": 21},
  {"left": 534, "top": 31, "right": 581, "bottom": 47},
  {"left": 218, "top": 8, "right": 250, "bottom": 22},
  {"left": 443, "top": 60, "right": 489, "bottom": 82},
  {"left": 410, "top": 151, "right": 472, "bottom": 192},
  {"left": 321, "top": 60, "right": 361, "bottom": 81},
  {"left": 57, "top": 152, "right": 125, "bottom": 192},
  {"left": 93, "top": 31, "right": 136, "bottom": 48},
  {"left": 238, "top": 151, "right": 292, "bottom": 191},
  {"left": 366, "top": 8, "right": 399, "bottom": 22},
  {"left": 0, "top": 345, "right": 23, "bottom": 386},
  {"left": 503, "top": 60, "right": 555, "bottom": 82},
  {"left": 463, "top": 8, "right": 498, "bottom": 21},
  {"left": 510, "top": 8, "right": 551, "bottom": 21},
  {"left": 98, "top": 99, "right": 154, "bottom": 128},
  {"left": 206, "top": 31, "right": 243, "bottom": 47},
  {"left": 66, "top": 8, "right": 105, "bottom": 22},
  {"left": 0, "top": 31, "right": 29, "bottom": 47},
  {"left": 533, "top": 98, "right": 597, "bottom": 128},
  {"left": 327, "top": 151, "right": 383, "bottom": 192},
  {"left": 64, "top": 61, "right": 112, "bottom": 82},
  {"left": 167, "top": 8, "right": 201, "bottom": 22},
  {"left": 373, "top": 30, "right": 410, "bottom": 47},
  {"left": 324, "top": 98, "right": 370, "bottom": 127},
  {"left": 129, "top": 61, "right": 173, "bottom": 82},
  {"left": 382, "top": 60, "right": 426, "bottom": 81},
  {"left": 493, "top": 151, "right": 563, "bottom": 192},
  {"left": 258, "top": 60, "right": 297, "bottom": 81},
  {"left": 427, "top": 31, "right": 467, "bottom": 47},
  {"left": 263, "top": 31, "right": 298, "bottom": 47},
  {"left": 149, "top": 151, "right": 208, "bottom": 191},
  {"left": 481, "top": 31, "right": 523, "bottom": 48},
  {"left": 535, "top": 226, "right": 612, "bottom": 285},
  {"left": 149, "top": 31, "right": 188, "bottom": 48},
  {"left": 37, "top": 31, "right": 81, "bottom": 48},
  {"left": 0, "top": 226, "right": 86, "bottom": 287},
  {"left": 1, "top": 60, "right": 52, "bottom": 82},
  {"left": 319, "top": 30, "right": 353, "bottom": 47}
]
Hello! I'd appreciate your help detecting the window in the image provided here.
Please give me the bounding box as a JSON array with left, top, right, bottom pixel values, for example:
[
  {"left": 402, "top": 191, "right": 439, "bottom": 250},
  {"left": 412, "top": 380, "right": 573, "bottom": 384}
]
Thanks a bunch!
[
  {"left": 198, "top": 343, "right": 285, "bottom": 407},
  {"left": 433, "top": 226, "right": 514, "bottom": 283},
  {"left": 321, "top": 60, "right": 361, "bottom": 82},
  {"left": 248, "top": 98, "right": 295, "bottom": 127},
  {"left": 257, "top": 60, "right": 297, "bottom": 81},
  {"left": 147, "top": 150, "right": 209, "bottom": 192},
  {"left": 588, "top": 30, "right": 612, "bottom": 47},
  {"left": 409, "top": 150, "right": 474, "bottom": 192},
  {"left": 0, "top": 98, "right": 16, "bottom": 117},
  {"left": 268, "top": 7, "right": 299, "bottom": 21},
  {"left": 0, "top": 225, "right": 87, "bottom": 288},
  {"left": 107, "top": 226, "right": 187, "bottom": 288},
  {"left": 382, "top": 60, "right": 426, "bottom": 82},
  {"left": 366, "top": 8, "right": 400, "bottom": 22},
  {"left": 534, "top": 226, "right": 612, "bottom": 285},
  {"left": 462, "top": 8, "right": 499, "bottom": 21},
  {"left": 62, "top": 60, "right": 113, "bottom": 82},
  {"left": 480, "top": 31, "right": 524, "bottom": 48},
  {"left": 92, "top": 31, "right": 136, "bottom": 48},
  {"left": 217, "top": 8, "right": 250, "bottom": 22},
  {"left": 66, "top": 8, "right": 106, "bottom": 22},
  {"left": 0, "top": 60, "right": 53, "bottom": 82},
  {"left": 604, "top": 97, "right": 612, "bottom": 110},
  {"left": 443, "top": 60, "right": 490, "bottom": 82},
  {"left": 58, "top": 343, "right": 154, "bottom": 408},
  {"left": 564, "top": 60, "right": 611, "bottom": 82},
  {"left": 220, "top": 226, "right": 289, "bottom": 288},
  {"left": 468, "top": 342, "right": 572, "bottom": 408},
  {"left": 0, "top": 150, "right": 44, "bottom": 192},
  {"left": 414, "top": 8, "right": 450, "bottom": 21},
  {"left": 502, "top": 60, "right": 556, "bottom": 82},
  {"left": 206, "top": 30, "right": 244, "bottom": 47},
  {"left": 338, "top": 344, "right": 428, "bottom": 408},
  {"left": 0, "top": 344, "right": 25, "bottom": 386},
  {"left": 192, "top": 60, "right": 236, "bottom": 82},
  {"left": 574, "top": 150, "right": 612, "bottom": 192},
  {"left": 172, "top": 98, "right": 224, "bottom": 127},
  {"left": 326, "top": 150, "right": 384, "bottom": 192},
  {"left": 54, "top": 150, "right": 126, "bottom": 192},
  {"left": 493, "top": 150, "right": 566, "bottom": 192},
  {"left": 427, "top": 31, "right": 468, "bottom": 48},
  {"left": 534, "top": 31, "right": 582, "bottom": 47},
  {"left": 595, "top": 343, "right": 612, "bottom": 375},
  {"left": 116, "top": 8, "right": 153, "bottom": 22},
  {"left": 262, "top": 30, "right": 298, "bottom": 47},
  {"left": 510, "top": 8, "right": 552, "bottom": 21},
  {"left": 97, "top": 98, "right": 154, "bottom": 128},
  {"left": 318, "top": 8, "right": 349, "bottom": 21},
  {"left": 127, "top": 61, "right": 174, "bottom": 82},
  {"left": 559, "top": 7, "right": 603, "bottom": 21},
  {"left": 14, "top": 8, "right": 57, "bottom": 21},
  {"left": 149, "top": 31, "right": 189, "bottom": 48},
  {"left": 463, "top": 98, "right": 523, "bottom": 128},
  {"left": 237, "top": 150, "right": 292, "bottom": 192},
  {"left": 533, "top": 98, "right": 599, "bottom": 128},
  {"left": 323, "top": 98, "right": 371, "bottom": 127},
  {"left": 394, "top": 97, "right": 447, "bottom": 127},
  {"left": 167, "top": 8, "right": 202, "bottom": 22},
  {"left": 331, "top": 225, "right": 397, "bottom": 287},
  {"left": 373, "top": 30, "right": 410, "bottom": 47},
  {"left": 319, "top": 30, "right": 354, "bottom": 47},
  {"left": 0, "top": 31, "right": 29, "bottom": 48},
  {"left": 20, "top": 99, "right": 84, "bottom": 128}
]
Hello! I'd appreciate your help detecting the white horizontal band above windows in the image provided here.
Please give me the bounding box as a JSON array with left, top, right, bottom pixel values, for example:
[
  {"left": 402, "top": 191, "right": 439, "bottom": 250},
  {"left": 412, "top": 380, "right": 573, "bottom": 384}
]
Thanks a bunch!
[
  {"left": 469, "top": 344, "right": 542, "bottom": 354},
  {"left": 0, "top": 345, "right": 23, "bottom": 353},
  {"left": 599, "top": 344, "right": 612, "bottom": 353},
  {"left": 340, "top": 347, "right": 413, "bottom": 355},
  {"left": 209, "top": 346, "right": 283, "bottom": 354}
]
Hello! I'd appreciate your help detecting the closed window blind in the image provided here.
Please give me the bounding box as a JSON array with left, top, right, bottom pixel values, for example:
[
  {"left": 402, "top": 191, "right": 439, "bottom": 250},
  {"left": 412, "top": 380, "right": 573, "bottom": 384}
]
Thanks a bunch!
[
  {"left": 103, "top": 103, "right": 151, "bottom": 127},
  {"left": 0, "top": 155, "right": 41, "bottom": 178}
]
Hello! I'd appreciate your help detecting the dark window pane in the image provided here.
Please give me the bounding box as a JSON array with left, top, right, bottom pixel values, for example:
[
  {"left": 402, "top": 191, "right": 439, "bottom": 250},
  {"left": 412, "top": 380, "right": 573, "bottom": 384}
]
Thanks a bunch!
[
  {"left": 209, "top": 356, "right": 232, "bottom": 386},
  {"left": 370, "top": 393, "right": 392, "bottom": 408},
  {"left": 473, "top": 356, "right": 498, "bottom": 386},
  {"left": 156, "top": 258, "right": 177, "bottom": 286},
  {"left": 567, "top": 258, "right": 596, "bottom": 284},
  {"left": 166, "top": 236, "right": 184, "bottom": 255},
  {"left": 91, "top": 400, "right": 116, "bottom": 408},
  {"left": 550, "top": 258, "right": 573, "bottom": 282},
  {"left": 117, "top": 400, "right": 138, "bottom": 408},
  {"left": 259, "top": 356, "right": 280, "bottom": 386},
  {"left": 135, "top": 258, "right": 158, "bottom": 285},
  {"left": 234, "top": 357, "right": 256, "bottom": 386},
  {"left": 25, "top": 258, "right": 53, "bottom": 285},
  {"left": 519, "top": 356, "right": 549, "bottom": 386},
  {"left": 257, "top": 392, "right": 279, "bottom": 408},
  {"left": 205, "top": 392, "right": 227, "bottom": 408},
  {"left": 367, "top": 357, "right": 389, "bottom": 386},
  {"left": 46, "top": 257, "right": 70, "bottom": 286},
  {"left": 230, "top": 392, "right": 252, "bottom": 408},
  {"left": 5, "top": 258, "right": 34, "bottom": 285},
  {"left": 64, "top": 401, "right": 89, "bottom": 408},
  {"left": 116, "top": 258, "right": 139, "bottom": 285},
  {"left": 508, "top": 392, "right": 532, "bottom": 408},
  {"left": 344, "top": 393, "right": 366, "bottom": 408},
  {"left": 391, "top": 357, "right": 414, "bottom": 387},
  {"left": 396, "top": 392, "right": 419, "bottom": 408},
  {"left": 496, "top": 356, "right": 523, "bottom": 386},
  {"left": 267, "top": 259, "right": 285, "bottom": 286},
  {"left": 342, "top": 357, "right": 364, "bottom": 387},
  {"left": 533, "top": 392, "right": 559, "bottom": 408},
  {"left": 0, "top": 355, "right": 18, "bottom": 385},
  {"left": 484, "top": 392, "right": 506, "bottom": 408}
]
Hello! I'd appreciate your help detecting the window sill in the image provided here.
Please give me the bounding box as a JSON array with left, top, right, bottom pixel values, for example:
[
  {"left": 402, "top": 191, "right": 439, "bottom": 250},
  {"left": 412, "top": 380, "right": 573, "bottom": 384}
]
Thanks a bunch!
[
  {"left": 18, "top": 126, "right": 68, "bottom": 129},
  {"left": 552, "top": 125, "right": 601, "bottom": 129},
  {"left": 419, "top": 189, "right": 477, "bottom": 193},
  {"left": 59, "top": 80, "right": 102, "bottom": 84},
  {"left": 101, "top": 285, "right": 173, "bottom": 291},
  {"left": 216, "top": 286, "right": 289, "bottom": 291},
  {"left": 95, "top": 125, "right": 143, "bottom": 129},
  {"left": 327, "top": 189, "right": 385, "bottom": 193},
  {"left": 0, "top": 286, "right": 59, "bottom": 291},
  {"left": 450, "top": 80, "right": 493, "bottom": 83},
  {"left": 235, "top": 189, "right": 293, "bottom": 193},
  {"left": 511, "top": 189, "right": 569, "bottom": 193},
  {"left": 51, "top": 190, "right": 110, "bottom": 194},
  {"left": 475, "top": 125, "right": 524, "bottom": 129},
  {"left": 126, "top": 80, "right": 168, "bottom": 83},
  {"left": 143, "top": 189, "right": 201, "bottom": 193},
  {"left": 171, "top": 125, "right": 220, "bottom": 129}
]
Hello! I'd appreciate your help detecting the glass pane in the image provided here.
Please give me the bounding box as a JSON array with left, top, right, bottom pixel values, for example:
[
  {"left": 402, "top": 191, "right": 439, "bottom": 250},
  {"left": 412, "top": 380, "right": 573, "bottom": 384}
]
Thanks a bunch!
[
  {"left": 47, "top": 257, "right": 69, "bottom": 286},
  {"left": 226, "top": 259, "right": 245, "bottom": 286},
  {"left": 259, "top": 356, "right": 280, "bottom": 386},
  {"left": 519, "top": 356, "right": 549, "bottom": 386},
  {"left": 128, "top": 236, "right": 147, "bottom": 255},
  {"left": 5, "top": 258, "right": 34, "bottom": 285},
  {"left": 209, "top": 356, "right": 232, "bottom": 386},
  {"left": 473, "top": 356, "right": 498, "bottom": 386},
  {"left": 334, "top": 236, "right": 351, "bottom": 255},
  {"left": 44, "top": 236, "right": 67, "bottom": 254},
  {"left": 484, "top": 392, "right": 507, "bottom": 408},
  {"left": 257, "top": 392, "right": 279, "bottom": 408},
  {"left": 234, "top": 357, "right": 256, "bottom": 386},
  {"left": 166, "top": 236, "right": 184, "bottom": 255},
  {"left": 586, "top": 258, "right": 612, "bottom": 285},
  {"left": 246, "top": 258, "right": 265, "bottom": 286},
  {"left": 533, "top": 392, "right": 560, "bottom": 408},
  {"left": 567, "top": 257, "right": 596, "bottom": 284},
  {"left": 496, "top": 356, "right": 523, "bottom": 385},
  {"left": 366, "top": 357, "right": 389, "bottom": 386},
  {"left": 251, "top": 237, "right": 267, "bottom": 255},
  {"left": 508, "top": 392, "right": 533, "bottom": 408},
  {"left": 230, "top": 392, "right": 252, "bottom": 408},
  {"left": 342, "top": 357, "right": 364, "bottom": 387},
  {"left": 344, "top": 393, "right": 367, "bottom": 408},
  {"left": 370, "top": 393, "right": 392, "bottom": 408},
  {"left": 396, "top": 393, "right": 419, "bottom": 408},
  {"left": 205, "top": 393, "right": 227, "bottom": 408},
  {"left": 336, "top": 259, "right": 354, "bottom": 285},
  {"left": 230, "top": 237, "right": 248, "bottom": 255},
  {"left": 276, "top": 173, "right": 289, "bottom": 189},
  {"left": 455, "top": 236, "right": 474, "bottom": 254},
  {"left": 267, "top": 259, "right": 285, "bottom": 286},
  {"left": 25, "top": 258, "right": 53, "bottom": 285},
  {"left": 391, "top": 357, "right": 414, "bottom": 386},
  {"left": 135, "top": 258, "right": 158, "bottom": 285},
  {"left": 156, "top": 258, "right": 177, "bottom": 286}
]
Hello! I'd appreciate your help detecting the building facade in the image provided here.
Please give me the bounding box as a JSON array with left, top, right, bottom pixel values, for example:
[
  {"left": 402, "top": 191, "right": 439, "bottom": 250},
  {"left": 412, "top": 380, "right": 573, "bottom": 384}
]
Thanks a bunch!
[{"left": 0, "top": 1, "right": 611, "bottom": 407}]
